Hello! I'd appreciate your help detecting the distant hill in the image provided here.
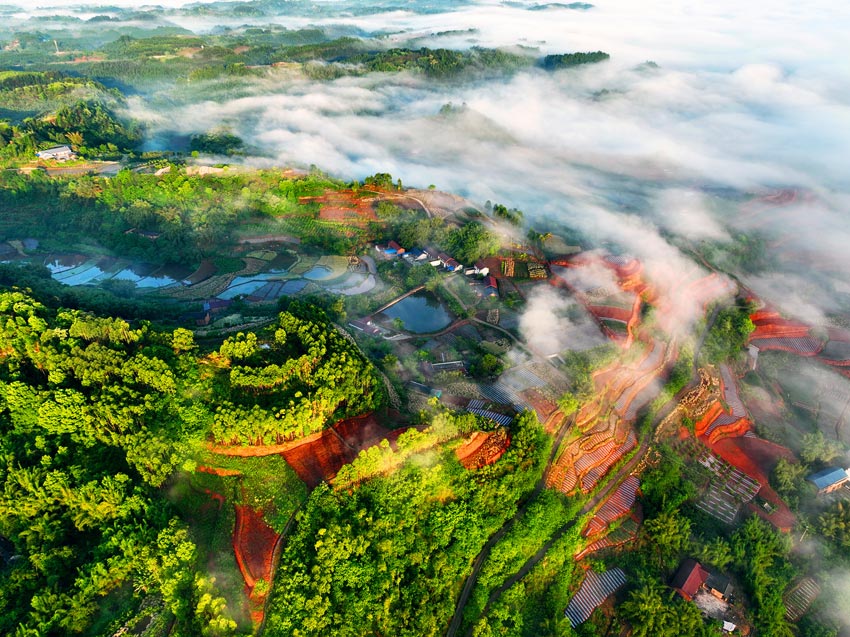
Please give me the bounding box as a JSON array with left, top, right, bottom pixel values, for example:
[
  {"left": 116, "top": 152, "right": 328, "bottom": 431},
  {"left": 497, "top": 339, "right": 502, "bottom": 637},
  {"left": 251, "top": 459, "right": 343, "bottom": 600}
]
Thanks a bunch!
[{"left": 0, "top": 70, "right": 120, "bottom": 119}]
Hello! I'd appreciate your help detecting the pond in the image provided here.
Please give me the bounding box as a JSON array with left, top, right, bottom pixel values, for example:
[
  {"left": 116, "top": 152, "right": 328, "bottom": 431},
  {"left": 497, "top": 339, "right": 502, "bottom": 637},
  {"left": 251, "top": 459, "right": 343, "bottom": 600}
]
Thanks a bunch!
[
  {"left": 303, "top": 264, "right": 335, "bottom": 281},
  {"left": 45, "top": 256, "right": 191, "bottom": 289},
  {"left": 380, "top": 292, "right": 453, "bottom": 334}
]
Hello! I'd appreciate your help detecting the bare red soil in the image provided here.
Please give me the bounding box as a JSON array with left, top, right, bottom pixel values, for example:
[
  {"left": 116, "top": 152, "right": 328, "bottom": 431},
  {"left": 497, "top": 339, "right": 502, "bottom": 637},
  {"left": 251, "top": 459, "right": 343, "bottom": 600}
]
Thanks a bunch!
[
  {"left": 750, "top": 310, "right": 813, "bottom": 339},
  {"left": 281, "top": 414, "right": 406, "bottom": 488},
  {"left": 232, "top": 504, "right": 278, "bottom": 590},
  {"left": 197, "top": 465, "right": 242, "bottom": 477},
  {"left": 455, "top": 429, "right": 510, "bottom": 469},
  {"left": 207, "top": 413, "right": 412, "bottom": 487},
  {"left": 301, "top": 190, "right": 379, "bottom": 226},
  {"left": 712, "top": 437, "right": 794, "bottom": 485}
]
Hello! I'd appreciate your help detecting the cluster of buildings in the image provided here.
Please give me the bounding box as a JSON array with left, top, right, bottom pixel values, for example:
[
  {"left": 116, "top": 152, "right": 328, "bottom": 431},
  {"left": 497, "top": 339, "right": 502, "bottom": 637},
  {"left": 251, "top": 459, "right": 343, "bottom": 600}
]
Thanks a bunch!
[
  {"left": 671, "top": 559, "right": 738, "bottom": 633},
  {"left": 185, "top": 298, "right": 233, "bottom": 327},
  {"left": 375, "top": 242, "right": 498, "bottom": 295}
]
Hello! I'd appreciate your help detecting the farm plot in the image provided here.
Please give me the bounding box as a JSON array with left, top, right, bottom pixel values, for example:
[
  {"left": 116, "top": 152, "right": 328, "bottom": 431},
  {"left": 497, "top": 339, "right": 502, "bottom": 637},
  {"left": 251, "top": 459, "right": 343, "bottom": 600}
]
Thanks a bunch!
[
  {"left": 455, "top": 429, "right": 511, "bottom": 469},
  {"left": 583, "top": 475, "right": 640, "bottom": 537},
  {"left": 565, "top": 568, "right": 627, "bottom": 628},
  {"left": 784, "top": 578, "right": 820, "bottom": 622},
  {"left": 300, "top": 190, "right": 379, "bottom": 226},
  {"left": 576, "top": 516, "right": 640, "bottom": 560},
  {"left": 750, "top": 336, "right": 823, "bottom": 355},
  {"left": 695, "top": 452, "right": 760, "bottom": 524}
]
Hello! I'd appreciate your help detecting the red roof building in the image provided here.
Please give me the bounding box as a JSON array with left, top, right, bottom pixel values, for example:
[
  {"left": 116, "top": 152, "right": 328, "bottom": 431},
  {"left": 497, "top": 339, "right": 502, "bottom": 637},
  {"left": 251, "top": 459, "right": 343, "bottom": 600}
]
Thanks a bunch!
[{"left": 670, "top": 559, "right": 710, "bottom": 601}]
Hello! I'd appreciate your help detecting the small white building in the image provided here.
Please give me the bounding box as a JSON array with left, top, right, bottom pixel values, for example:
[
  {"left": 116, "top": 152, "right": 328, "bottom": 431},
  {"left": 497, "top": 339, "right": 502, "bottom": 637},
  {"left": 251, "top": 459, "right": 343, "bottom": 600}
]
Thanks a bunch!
[
  {"left": 466, "top": 260, "right": 490, "bottom": 276},
  {"left": 36, "top": 145, "right": 75, "bottom": 161}
]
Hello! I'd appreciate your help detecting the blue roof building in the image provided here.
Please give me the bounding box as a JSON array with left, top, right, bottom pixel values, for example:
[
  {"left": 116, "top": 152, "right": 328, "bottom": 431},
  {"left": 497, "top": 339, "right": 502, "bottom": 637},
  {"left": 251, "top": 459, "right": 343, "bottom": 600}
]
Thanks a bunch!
[{"left": 807, "top": 466, "right": 849, "bottom": 494}]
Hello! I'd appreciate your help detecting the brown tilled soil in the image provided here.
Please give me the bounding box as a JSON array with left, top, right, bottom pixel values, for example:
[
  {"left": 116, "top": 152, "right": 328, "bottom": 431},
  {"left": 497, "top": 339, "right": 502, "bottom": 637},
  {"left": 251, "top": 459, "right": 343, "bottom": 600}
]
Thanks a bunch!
[
  {"left": 232, "top": 504, "right": 278, "bottom": 590},
  {"left": 301, "top": 190, "right": 379, "bottom": 225},
  {"left": 520, "top": 388, "right": 557, "bottom": 422},
  {"left": 455, "top": 429, "right": 510, "bottom": 469}
]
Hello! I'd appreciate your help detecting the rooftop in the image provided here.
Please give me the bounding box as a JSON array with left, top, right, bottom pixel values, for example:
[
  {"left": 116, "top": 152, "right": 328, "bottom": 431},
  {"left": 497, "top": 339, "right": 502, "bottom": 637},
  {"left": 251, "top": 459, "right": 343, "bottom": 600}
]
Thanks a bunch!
[
  {"left": 807, "top": 466, "right": 849, "bottom": 490},
  {"left": 671, "top": 558, "right": 709, "bottom": 600}
]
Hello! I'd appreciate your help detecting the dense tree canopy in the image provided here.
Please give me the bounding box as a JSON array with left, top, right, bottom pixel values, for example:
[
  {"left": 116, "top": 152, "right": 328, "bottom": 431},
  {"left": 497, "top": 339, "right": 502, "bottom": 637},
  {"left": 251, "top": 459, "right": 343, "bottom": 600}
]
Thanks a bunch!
[
  {"left": 0, "top": 291, "right": 245, "bottom": 635},
  {"left": 265, "top": 411, "right": 548, "bottom": 636}
]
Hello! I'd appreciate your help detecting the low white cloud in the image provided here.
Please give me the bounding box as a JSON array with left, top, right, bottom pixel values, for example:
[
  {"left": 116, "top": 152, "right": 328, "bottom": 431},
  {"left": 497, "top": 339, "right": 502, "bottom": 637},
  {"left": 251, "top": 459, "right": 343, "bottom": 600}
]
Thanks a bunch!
[
  {"left": 49, "top": 0, "right": 850, "bottom": 331},
  {"left": 519, "top": 286, "right": 606, "bottom": 356}
]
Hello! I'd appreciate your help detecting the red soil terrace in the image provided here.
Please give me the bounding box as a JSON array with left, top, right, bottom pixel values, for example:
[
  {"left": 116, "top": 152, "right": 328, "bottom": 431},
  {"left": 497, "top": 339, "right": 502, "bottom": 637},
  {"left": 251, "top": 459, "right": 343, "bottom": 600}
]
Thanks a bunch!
[
  {"left": 548, "top": 252, "right": 648, "bottom": 348},
  {"left": 455, "top": 429, "right": 510, "bottom": 469},
  {"left": 300, "top": 190, "right": 379, "bottom": 226},
  {"left": 711, "top": 437, "right": 796, "bottom": 532},
  {"left": 583, "top": 475, "right": 641, "bottom": 538},
  {"left": 749, "top": 308, "right": 831, "bottom": 358}
]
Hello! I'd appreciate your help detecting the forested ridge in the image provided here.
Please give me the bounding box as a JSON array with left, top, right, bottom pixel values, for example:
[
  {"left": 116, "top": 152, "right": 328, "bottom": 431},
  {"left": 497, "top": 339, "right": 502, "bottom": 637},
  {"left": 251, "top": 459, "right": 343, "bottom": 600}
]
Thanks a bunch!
[
  {"left": 0, "top": 71, "right": 139, "bottom": 162},
  {"left": 0, "top": 289, "right": 383, "bottom": 635},
  {"left": 265, "top": 410, "right": 548, "bottom": 637}
]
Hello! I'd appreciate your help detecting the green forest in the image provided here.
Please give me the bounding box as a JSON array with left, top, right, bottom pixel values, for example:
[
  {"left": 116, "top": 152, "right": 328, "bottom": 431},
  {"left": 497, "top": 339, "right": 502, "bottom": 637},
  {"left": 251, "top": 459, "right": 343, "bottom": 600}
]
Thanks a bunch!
[
  {"left": 0, "top": 288, "right": 553, "bottom": 636},
  {"left": 0, "top": 290, "right": 385, "bottom": 634}
]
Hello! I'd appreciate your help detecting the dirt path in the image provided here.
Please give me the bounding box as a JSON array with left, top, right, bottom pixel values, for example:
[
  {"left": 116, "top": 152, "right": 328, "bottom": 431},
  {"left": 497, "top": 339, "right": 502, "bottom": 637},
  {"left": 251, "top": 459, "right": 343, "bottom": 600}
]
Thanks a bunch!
[
  {"left": 238, "top": 234, "right": 301, "bottom": 245},
  {"left": 257, "top": 503, "right": 304, "bottom": 636},
  {"left": 376, "top": 318, "right": 482, "bottom": 342},
  {"left": 361, "top": 189, "right": 434, "bottom": 218},
  {"left": 444, "top": 411, "right": 575, "bottom": 637}
]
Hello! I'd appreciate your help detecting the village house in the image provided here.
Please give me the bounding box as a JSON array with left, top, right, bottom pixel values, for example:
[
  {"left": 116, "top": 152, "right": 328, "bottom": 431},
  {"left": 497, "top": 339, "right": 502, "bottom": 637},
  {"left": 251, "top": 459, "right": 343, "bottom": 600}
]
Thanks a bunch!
[
  {"left": 671, "top": 558, "right": 710, "bottom": 601},
  {"left": 484, "top": 275, "right": 499, "bottom": 296},
  {"left": 705, "top": 571, "right": 734, "bottom": 601},
  {"left": 36, "top": 145, "right": 76, "bottom": 161},
  {"left": 671, "top": 558, "right": 735, "bottom": 604},
  {"left": 375, "top": 241, "right": 405, "bottom": 257},
  {"left": 444, "top": 257, "right": 462, "bottom": 272},
  {"left": 807, "top": 466, "right": 850, "bottom": 495},
  {"left": 348, "top": 318, "right": 381, "bottom": 336},
  {"left": 425, "top": 247, "right": 443, "bottom": 267},
  {"left": 465, "top": 260, "right": 490, "bottom": 276}
]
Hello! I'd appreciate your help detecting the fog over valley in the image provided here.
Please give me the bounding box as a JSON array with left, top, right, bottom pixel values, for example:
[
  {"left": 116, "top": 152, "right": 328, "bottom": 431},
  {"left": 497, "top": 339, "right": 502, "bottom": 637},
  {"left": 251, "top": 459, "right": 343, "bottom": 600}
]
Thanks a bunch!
[
  {"left": 93, "top": 0, "right": 850, "bottom": 329},
  {"left": 2, "top": 1, "right": 850, "bottom": 636}
]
